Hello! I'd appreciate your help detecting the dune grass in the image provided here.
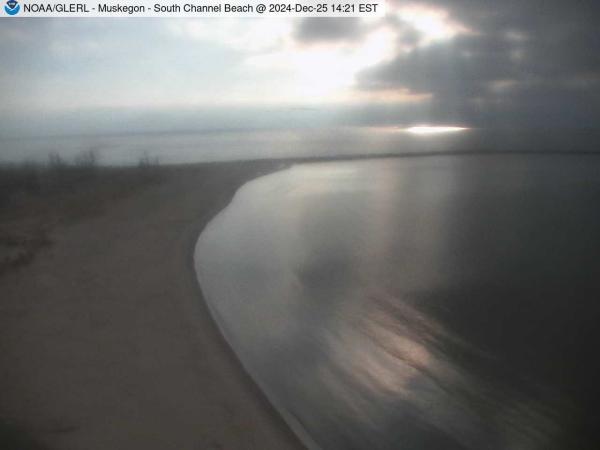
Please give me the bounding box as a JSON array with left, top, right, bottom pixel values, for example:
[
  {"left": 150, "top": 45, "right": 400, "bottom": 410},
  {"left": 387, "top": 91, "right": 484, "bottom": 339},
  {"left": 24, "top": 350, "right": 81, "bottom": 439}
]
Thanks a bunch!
[{"left": 0, "top": 151, "right": 162, "bottom": 276}]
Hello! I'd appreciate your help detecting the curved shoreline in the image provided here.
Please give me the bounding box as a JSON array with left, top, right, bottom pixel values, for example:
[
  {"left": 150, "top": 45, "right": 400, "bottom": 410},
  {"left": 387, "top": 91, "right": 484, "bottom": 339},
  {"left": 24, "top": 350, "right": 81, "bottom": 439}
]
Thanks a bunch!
[
  {"left": 0, "top": 161, "right": 304, "bottom": 450},
  {"left": 185, "top": 164, "right": 319, "bottom": 449},
  {"left": 181, "top": 162, "right": 311, "bottom": 449},
  {"left": 193, "top": 188, "right": 321, "bottom": 450}
]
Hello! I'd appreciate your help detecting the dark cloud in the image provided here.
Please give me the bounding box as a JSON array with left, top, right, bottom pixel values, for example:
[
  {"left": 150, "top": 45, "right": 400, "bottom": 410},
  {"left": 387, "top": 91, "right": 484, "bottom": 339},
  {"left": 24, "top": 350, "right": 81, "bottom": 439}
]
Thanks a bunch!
[
  {"left": 357, "top": 0, "right": 600, "bottom": 127},
  {"left": 294, "top": 18, "right": 364, "bottom": 44}
]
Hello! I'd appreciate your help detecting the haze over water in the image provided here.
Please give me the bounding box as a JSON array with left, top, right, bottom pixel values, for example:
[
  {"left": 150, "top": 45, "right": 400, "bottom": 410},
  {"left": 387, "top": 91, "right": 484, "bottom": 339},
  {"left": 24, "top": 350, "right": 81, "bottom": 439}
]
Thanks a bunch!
[
  {"left": 196, "top": 154, "right": 600, "bottom": 449},
  {"left": 3, "top": 128, "right": 600, "bottom": 165}
]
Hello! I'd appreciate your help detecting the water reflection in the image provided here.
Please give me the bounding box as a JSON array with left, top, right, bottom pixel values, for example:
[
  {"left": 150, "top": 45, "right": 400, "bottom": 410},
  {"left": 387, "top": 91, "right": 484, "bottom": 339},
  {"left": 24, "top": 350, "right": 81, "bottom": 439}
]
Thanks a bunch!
[
  {"left": 400, "top": 126, "right": 470, "bottom": 135},
  {"left": 196, "top": 155, "right": 600, "bottom": 449},
  {"left": 5, "top": 127, "right": 600, "bottom": 165}
]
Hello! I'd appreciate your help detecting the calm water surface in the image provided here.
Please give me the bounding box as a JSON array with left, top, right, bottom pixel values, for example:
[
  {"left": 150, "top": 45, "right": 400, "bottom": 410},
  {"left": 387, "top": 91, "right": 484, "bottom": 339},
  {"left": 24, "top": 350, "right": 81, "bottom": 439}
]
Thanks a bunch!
[
  {"left": 195, "top": 155, "right": 600, "bottom": 449},
  {"left": 3, "top": 128, "right": 600, "bottom": 164}
]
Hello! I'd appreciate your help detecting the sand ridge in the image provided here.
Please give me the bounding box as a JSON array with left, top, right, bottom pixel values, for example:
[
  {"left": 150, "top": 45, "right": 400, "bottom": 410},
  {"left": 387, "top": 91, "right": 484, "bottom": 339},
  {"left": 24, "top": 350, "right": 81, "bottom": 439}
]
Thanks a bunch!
[{"left": 0, "top": 161, "right": 303, "bottom": 450}]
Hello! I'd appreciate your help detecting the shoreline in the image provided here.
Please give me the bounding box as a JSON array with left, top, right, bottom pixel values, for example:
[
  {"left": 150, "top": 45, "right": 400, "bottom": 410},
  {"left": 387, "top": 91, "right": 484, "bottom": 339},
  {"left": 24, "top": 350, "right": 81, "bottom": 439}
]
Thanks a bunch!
[
  {"left": 0, "top": 161, "right": 304, "bottom": 450},
  {"left": 194, "top": 205, "right": 321, "bottom": 450}
]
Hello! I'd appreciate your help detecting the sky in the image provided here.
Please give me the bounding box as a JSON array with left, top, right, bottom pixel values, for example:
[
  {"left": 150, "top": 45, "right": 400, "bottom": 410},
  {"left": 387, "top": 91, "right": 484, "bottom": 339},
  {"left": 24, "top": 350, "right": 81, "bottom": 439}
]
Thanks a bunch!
[{"left": 1, "top": 1, "right": 600, "bottom": 138}]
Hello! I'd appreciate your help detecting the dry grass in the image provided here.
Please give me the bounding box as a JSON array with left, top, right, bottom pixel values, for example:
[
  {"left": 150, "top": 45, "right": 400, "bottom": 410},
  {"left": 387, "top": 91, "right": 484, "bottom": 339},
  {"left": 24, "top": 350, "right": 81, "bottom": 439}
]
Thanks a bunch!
[{"left": 0, "top": 151, "right": 162, "bottom": 276}]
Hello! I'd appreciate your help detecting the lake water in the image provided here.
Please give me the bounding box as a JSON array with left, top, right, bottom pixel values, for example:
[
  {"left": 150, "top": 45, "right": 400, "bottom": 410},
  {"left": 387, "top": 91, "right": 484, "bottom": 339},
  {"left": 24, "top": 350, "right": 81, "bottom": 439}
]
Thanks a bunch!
[
  {"left": 195, "top": 154, "right": 600, "bottom": 449},
  {"left": 3, "top": 127, "right": 600, "bottom": 165}
]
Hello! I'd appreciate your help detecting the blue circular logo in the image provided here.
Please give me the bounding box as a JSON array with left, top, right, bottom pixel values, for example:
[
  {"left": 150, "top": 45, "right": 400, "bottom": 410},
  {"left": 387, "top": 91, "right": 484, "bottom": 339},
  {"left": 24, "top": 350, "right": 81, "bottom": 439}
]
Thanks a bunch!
[{"left": 4, "top": 0, "right": 20, "bottom": 15}]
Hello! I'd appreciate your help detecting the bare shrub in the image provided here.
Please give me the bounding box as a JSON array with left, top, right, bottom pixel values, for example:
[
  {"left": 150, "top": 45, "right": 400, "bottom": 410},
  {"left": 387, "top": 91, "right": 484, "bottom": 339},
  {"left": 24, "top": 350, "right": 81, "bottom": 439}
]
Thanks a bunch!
[{"left": 137, "top": 152, "right": 160, "bottom": 182}]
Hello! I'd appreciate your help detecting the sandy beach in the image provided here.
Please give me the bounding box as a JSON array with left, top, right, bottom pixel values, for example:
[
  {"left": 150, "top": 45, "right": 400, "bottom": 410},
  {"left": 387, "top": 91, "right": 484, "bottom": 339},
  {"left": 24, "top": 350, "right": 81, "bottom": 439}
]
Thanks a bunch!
[{"left": 0, "top": 161, "right": 303, "bottom": 450}]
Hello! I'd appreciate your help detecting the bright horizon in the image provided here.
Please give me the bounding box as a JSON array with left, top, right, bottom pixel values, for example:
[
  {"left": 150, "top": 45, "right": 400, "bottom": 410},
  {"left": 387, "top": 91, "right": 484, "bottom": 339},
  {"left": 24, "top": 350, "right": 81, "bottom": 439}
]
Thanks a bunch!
[{"left": 2, "top": 1, "right": 600, "bottom": 138}]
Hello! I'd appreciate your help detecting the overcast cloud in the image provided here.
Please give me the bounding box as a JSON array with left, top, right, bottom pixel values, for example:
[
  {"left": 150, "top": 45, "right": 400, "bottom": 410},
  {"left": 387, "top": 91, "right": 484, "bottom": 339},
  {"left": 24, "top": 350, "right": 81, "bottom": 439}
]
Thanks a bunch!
[
  {"left": 1, "top": 2, "right": 599, "bottom": 138},
  {"left": 357, "top": 0, "right": 600, "bottom": 127}
]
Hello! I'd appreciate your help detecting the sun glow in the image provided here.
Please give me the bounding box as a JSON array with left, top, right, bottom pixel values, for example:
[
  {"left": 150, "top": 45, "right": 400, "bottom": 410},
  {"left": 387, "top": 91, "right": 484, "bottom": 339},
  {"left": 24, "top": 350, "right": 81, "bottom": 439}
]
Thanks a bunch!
[
  {"left": 247, "top": 27, "right": 397, "bottom": 101},
  {"left": 166, "top": 15, "right": 448, "bottom": 105},
  {"left": 397, "top": 6, "right": 469, "bottom": 44},
  {"left": 402, "top": 126, "right": 469, "bottom": 135}
]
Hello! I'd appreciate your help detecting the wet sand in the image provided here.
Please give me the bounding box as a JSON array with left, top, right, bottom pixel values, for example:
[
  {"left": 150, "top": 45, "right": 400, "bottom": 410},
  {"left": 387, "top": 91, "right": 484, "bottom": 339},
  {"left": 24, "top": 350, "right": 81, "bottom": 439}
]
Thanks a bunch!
[{"left": 0, "top": 161, "right": 303, "bottom": 450}]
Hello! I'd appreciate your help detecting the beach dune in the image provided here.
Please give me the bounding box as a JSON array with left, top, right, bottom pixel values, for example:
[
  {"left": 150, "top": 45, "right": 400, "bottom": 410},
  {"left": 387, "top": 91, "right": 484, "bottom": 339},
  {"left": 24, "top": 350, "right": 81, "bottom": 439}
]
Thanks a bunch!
[{"left": 0, "top": 161, "right": 302, "bottom": 450}]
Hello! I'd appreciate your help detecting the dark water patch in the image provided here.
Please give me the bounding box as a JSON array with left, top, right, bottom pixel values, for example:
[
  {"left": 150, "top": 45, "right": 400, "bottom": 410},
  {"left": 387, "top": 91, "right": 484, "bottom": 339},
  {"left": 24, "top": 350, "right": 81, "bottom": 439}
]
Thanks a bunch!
[{"left": 196, "top": 154, "right": 600, "bottom": 449}]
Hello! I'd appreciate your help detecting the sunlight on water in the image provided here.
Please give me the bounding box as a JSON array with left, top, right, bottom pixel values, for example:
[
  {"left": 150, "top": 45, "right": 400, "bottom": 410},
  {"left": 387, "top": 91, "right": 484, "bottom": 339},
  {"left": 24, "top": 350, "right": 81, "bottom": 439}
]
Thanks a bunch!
[
  {"left": 401, "top": 126, "right": 470, "bottom": 135},
  {"left": 196, "top": 155, "right": 600, "bottom": 449},
  {"left": 3, "top": 128, "right": 600, "bottom": 165}
]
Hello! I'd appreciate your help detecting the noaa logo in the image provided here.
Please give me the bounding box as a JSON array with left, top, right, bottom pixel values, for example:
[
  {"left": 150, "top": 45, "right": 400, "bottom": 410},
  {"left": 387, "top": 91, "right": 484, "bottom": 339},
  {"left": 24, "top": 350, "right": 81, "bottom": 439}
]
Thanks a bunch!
[{"left": 4, "top": 0, "right": 20, "bottom": 15}]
